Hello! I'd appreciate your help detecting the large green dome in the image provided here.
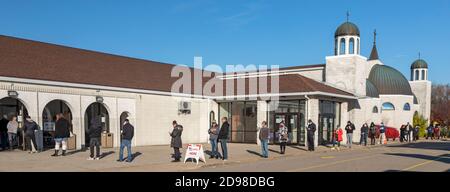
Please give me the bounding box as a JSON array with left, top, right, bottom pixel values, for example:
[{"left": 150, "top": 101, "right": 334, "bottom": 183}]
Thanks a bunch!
[
  {"left": 335, "top": 22, "right": 360, "bottom": 37},
  {"left": 368, "top": 64, "right": 413, "bottom": 95}
]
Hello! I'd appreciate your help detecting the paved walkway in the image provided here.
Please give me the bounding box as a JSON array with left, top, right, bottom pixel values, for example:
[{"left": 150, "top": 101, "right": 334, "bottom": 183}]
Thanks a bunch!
[{"left": 0, "top": 139, "right": 446, "bottom": 172}]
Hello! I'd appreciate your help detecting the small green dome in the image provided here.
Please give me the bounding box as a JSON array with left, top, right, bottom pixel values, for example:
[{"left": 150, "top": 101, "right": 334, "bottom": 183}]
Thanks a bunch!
[
  {"left": 411, "top": 59, "right": 428, "bottom": 69},
  {"left": 335, "top": 22, "right": 360, "bottom": 37},
  {"left": 368, "top": 64, "right": 413, "bottom": 96}
]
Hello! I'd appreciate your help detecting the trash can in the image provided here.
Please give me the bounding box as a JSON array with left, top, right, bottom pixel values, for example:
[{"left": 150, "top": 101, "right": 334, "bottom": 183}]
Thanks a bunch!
[
  {"left": 67, "top": 134, "right": 76, "bottom": 150},
  {"left": 101, "top": 133, "right": 114, "bottom": 148}
]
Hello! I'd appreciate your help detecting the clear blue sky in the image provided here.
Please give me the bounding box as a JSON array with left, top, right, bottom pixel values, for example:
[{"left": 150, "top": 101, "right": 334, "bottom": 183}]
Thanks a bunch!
[{"left": 1, "top": 0, "right": 449, "bottom": 84}]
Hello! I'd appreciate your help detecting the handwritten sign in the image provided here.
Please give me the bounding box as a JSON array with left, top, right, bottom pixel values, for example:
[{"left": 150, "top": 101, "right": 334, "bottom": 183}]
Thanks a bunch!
[{"left": 183, "top": 144, "right": 206, "bottom": 165}]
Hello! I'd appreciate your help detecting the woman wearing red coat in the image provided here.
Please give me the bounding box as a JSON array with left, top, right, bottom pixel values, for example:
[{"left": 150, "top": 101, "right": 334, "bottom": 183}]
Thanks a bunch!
[{"left": 332, "top": 126, "right": 344, "bottom": 151}]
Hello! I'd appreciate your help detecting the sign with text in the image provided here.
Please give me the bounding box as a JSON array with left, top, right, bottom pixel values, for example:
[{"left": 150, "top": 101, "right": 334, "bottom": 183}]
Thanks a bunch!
[{"left": 184, "top": 144, "right": 206, "bottom": 165}]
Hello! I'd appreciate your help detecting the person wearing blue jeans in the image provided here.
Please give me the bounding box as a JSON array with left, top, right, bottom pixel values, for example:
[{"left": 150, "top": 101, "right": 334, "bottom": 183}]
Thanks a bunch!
[
  {"left": 345, "top": 121, "right": 355, "bottom": 148},
  {"left": 208, "top": 122, "right": 220, "bottom": 159},
  {"left": 218, "top": 117, "right": 229, "bottom": 161},
  {"left": 118, "top": 119, "right": 134, "bottom": 162},
  {"left": 259, "top": 121, "right": 270, "bottom": 158}
]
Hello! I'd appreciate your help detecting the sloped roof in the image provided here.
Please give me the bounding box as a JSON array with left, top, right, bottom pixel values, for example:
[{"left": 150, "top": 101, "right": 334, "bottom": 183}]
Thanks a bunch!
[{"left": 0, "top": 35, "right": 354, "bottom": 98}]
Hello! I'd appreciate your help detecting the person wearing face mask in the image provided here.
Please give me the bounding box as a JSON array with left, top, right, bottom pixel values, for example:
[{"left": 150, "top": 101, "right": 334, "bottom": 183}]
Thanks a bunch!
[
  {"left": 306, "top": 120, "right": 316, "bottom": 151},
  {"left": 118, "top": 119, "right": 134, "bottom": 162}
]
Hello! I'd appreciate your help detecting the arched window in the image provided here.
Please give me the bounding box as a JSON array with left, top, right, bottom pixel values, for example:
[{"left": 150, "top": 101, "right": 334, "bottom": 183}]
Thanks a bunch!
[
  {"left": 357, "top": 38, "right": 360, "bottom": 54},
  {"left": 349, "top": 38, "right": 355, "bottom": 54},
  {"left": 372, "top": 106, "right": 378, "bottom": 113},
  {"left": 335, "top": 39, "right": 338, "bottom": 55},
  {"left": 382, "top": 102, "right": 395, "bottom": 110},
  {"left": 340, "top": 38, "right": 346, "bottom": 55},
  {"left": 415, "top": 70, "right": 419, "bottom": 81},
  {"left": 403, "top": 103, "right": 411, "bottom": 111},
  {"left": 421, "top": 70, "right": 425, "bottom": 80}
]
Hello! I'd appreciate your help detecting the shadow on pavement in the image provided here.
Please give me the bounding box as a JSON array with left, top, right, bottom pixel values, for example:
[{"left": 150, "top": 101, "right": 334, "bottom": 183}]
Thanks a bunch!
[
  {"left": 66, "top": 148, "right": 88, "bottom": 156},
  {"left": 384, "top": 153, "right": 450, "bottom": 164},
  {"left": 246, "top": 150, "right": 263, "bottom": 157},
  {"left": 269, "top": 149, "right": 281, "bottom": 154},
  {"left": 100, "top": 151, "right": 115, "bottom": 159},
  {"left": 130, "top": 152, "right": 142, "bottom": 161},
  {"left": 387, "top": 141, "right": 450, "bottom": 151},
  {"left": 288, "top": 145, "right": 308, "bottom": 151}
]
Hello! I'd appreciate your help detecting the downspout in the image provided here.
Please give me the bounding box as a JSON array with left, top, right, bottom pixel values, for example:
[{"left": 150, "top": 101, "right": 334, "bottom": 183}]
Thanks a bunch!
[{"left": 305, "top": 95, "right": 310, "bottom": 122}]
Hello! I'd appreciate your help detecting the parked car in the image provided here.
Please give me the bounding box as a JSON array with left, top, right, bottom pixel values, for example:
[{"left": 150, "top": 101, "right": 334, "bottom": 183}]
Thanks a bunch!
[{"left": 369, "top": 125, "right": 400, "bottom": 141}]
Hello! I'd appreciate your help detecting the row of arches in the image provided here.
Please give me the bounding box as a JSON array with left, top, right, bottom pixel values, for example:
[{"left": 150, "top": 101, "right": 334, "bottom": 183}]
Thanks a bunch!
[
  {"left": 335, "top": 37, "right": 360, "bottom": 55},
  {"left": 0, "top": 97, "right": 131, "bottom": 149},
  {"left": 412, "top": 69, "right": 427, "bottom": 81},
  {"left": 372, "top": 102, "right": 411, "bottom": 113}
]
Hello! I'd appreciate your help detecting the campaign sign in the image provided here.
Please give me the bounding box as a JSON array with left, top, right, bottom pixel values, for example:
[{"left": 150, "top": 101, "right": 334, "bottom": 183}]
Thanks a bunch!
[{"left": 184, "top": 144, "right": 206, "bottom": 165}]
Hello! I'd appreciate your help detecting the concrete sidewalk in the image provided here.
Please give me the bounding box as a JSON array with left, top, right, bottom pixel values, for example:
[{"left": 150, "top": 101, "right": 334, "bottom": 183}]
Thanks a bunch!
[{"left": 0, "top": 141, "right": 405, "bottom": 172}]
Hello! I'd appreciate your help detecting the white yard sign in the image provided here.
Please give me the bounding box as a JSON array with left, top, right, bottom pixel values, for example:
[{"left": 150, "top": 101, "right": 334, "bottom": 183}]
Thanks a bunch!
[{"left": 184, "top": 144, "right": 206, "bottom": 165}]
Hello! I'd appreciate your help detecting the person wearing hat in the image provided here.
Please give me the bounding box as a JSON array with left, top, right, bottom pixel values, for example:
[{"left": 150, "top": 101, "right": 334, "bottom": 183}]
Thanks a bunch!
[
  {"left": 307, "top": 119, "right": 316, "bottom": 151},
  {"left": 23, "top": 116, "right": 38, "bottom": 153},
  {"left": 169, "top": 120, "right": 183, "bottom": 162},
  {"left": 208, "top": 121, "right": 220, "bottom": 159}
]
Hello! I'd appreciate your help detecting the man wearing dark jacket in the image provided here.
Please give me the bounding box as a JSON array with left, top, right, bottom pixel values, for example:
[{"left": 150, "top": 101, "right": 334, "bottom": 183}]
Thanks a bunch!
[
  {"left": 118, "top": 119, "right": 134, "bottom": 162},
  {"left": 0, "top": 115, "right": 9, "bottom": 150},
  {"left": 87, "top": 116, "right": 102, "bottom": 160},
  {"left": 307, "top": 119, "right": 316, "bottom": 151},
  {"left": 24, "top": 116, "right": 38, "bottom": 153},
  {"left": 169, "top": 120, "right": 183, "bottom": 162},
  {"left": 218, "top": 117, "right": 230, "bottom": 160},
  {"left": 52, "top": 113, "right": 71, "bottom": 157},
  {"left": 345, "top": 121, "right": 355, "bottom": 148}
]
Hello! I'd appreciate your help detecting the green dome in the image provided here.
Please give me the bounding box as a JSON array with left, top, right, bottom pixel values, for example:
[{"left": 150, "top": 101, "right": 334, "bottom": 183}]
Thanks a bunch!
[
  {"left": 411, "top": 59, "right": 428, "bottom": 69},
  {"left": 368, "top": 64, "right": 413, "bottom": 95},
  {"left": 366, "top": 79, "right": 380, "bottom": 98},
  {"left": 335, "top": 22, "right": 360, "bottom": 37}
]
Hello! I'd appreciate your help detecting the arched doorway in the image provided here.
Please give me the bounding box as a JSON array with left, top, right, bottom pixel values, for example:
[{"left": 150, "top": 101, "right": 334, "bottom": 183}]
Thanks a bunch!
[
  {"left": 0, "top": 97, "right": 29, "bottom": 149},
  {"left": 119, "top": 111, "right": 130, "bottom": 142},
  {"left": 84, "top": 102, "right": 109, "bottom": 147},
  {"left": 41, "top": 100, "right": 72, "bottom": 149}
]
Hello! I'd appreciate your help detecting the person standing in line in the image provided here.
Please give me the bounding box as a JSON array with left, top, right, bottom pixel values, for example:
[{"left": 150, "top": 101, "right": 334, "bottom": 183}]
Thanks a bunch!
[
  {"left": 413, "top": 125, "right": 420, "bottom": 141},
  {"left": 259, "top": 121, "right": 270, "bottom": 158},
  {"left": 52, "top": 113, "right": 71, "bottom": 157},
  {"left": 379, "top": 122, "right": 386, "bottom": 145},
  {"left": 118, "top": 119, "right": 134, "bottom": 162},
  {"left": 208, "top": 121, "right": 220, "bottom": 159},
  {"left": 360, "top": 123, "right": 369, "bottom": 146},
  {"left": 0, "top": 115, "right": 9, "bottom": 151},
  {"left": 406, "top": 122, "right": 413, "bottom": 142},
  {"left": 7, "top": 116, "right": 18, "bottom": 150},
  {"left": 87, "top": 116, "right": 102, "bottom": 160},
  {"left": 369, "top": 122, "right": 377, "bottom": 145},
  {"left": 426, "top": 124, "right": 434, "bottom": 140},
  {"left": 345, "top": 121, "right": 355, "bottom": 148},
  {"left": 333, "top": 126, "right": 343, "bottom": 151},
  {"left": 399, "top": 125, "right": 406, "bottom": 142},
  {"left": 24, "top": 116, "right": 38, "bottom": 153},
  {"left": 169, "top": 120, "right": 183, "bottom": 162},
  {"left": 278, "top": 121, "right": 288, "bottom": 154},
  {"left": 307, "top": 120, "right": 316, "bottom": 151},
  {"left": 434, "top": 125, "right": 440, "bottom": 140},
  {"left": 218, "top": 117, "right": 230, "bottom": 161}
]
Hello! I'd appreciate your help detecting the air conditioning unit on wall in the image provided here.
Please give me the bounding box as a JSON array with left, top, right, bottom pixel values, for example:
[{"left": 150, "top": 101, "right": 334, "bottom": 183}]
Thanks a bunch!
[{"left": 178, "top": 101, "right": 191, "bottom": 114}]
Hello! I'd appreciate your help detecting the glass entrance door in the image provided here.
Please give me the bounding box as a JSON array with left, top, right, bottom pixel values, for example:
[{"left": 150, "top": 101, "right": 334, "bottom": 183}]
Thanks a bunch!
[
  {"left": 319, "top": 115, "right": 335, "bottom": 145},
  {"left": 273, "top": 113, "right": 300, "bottom": 145}
]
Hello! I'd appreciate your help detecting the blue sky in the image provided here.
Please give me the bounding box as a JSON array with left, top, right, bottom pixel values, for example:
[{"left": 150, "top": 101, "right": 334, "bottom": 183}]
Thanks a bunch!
[{"left": 1, "top": 0, "right": 449, "bottom": 84}]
